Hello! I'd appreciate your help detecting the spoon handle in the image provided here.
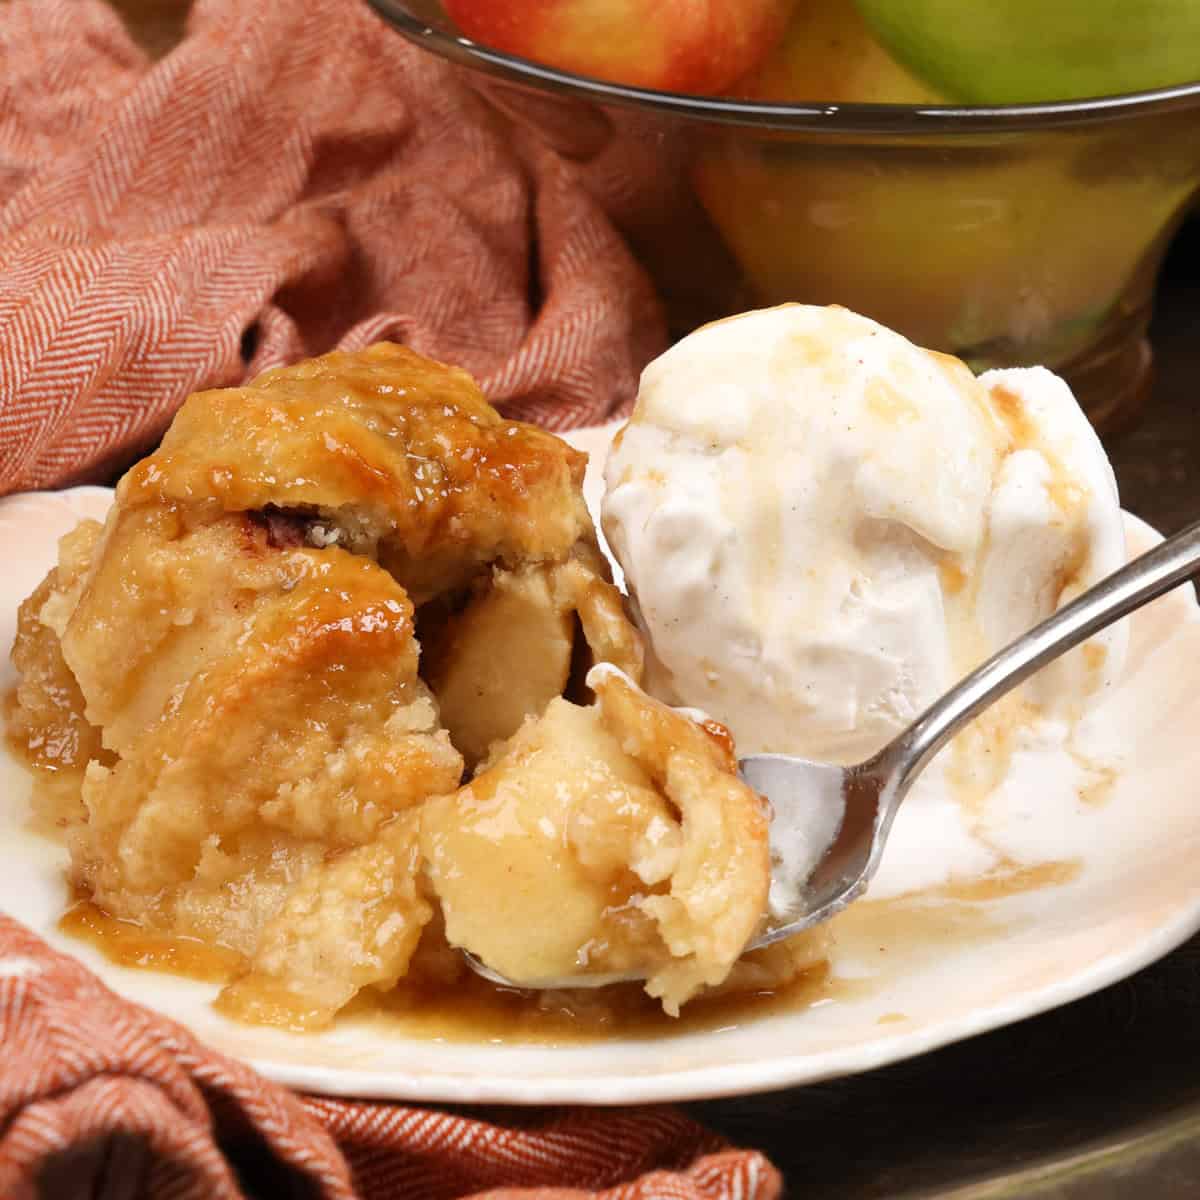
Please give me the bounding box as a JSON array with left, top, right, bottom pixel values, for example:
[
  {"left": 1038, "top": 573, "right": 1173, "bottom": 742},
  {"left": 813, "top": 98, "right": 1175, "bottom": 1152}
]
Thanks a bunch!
[{"left": 879, "top": 517, "right": 1200, "bottom": 794}]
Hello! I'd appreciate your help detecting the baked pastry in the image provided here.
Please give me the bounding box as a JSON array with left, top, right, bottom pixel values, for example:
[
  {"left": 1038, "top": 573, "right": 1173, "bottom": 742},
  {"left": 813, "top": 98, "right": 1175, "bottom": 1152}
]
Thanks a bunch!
[
  {"left": 10, "top": 343, "right": 813, "bottom": 1029},
  {"left": 421, "top": 665, "right": 771, "bottom": 1015},
  {"left": 117, "top": 344, "right": 594, "bottom": 605}
]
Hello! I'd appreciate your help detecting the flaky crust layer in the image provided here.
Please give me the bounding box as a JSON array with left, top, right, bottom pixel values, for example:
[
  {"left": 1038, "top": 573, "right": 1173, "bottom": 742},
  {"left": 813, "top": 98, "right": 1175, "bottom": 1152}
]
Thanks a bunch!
[{"left": 118, "top": 343, "right": 591, "bottom": 602}]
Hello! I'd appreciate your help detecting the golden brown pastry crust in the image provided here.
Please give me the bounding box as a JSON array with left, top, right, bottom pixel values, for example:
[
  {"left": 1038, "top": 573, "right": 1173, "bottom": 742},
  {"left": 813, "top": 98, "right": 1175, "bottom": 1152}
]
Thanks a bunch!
[
  {"left": 117, "top": 343, "right": 592, "bottom": 603},
  {"left": 216, "top": 810, "right": 434, "bottom": 1030},
  {"left": 10, "top": 344, "right": 646, "bottom": 1027},
  {"left": 10, "top": 521, "right": 104, "bottom": 777}
]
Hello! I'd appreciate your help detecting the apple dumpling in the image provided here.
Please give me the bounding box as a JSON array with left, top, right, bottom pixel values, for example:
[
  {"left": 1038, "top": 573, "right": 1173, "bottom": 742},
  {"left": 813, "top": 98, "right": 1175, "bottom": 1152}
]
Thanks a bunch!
[{"left": 9, "top": 342, "right": 819, "bottom": 1030}]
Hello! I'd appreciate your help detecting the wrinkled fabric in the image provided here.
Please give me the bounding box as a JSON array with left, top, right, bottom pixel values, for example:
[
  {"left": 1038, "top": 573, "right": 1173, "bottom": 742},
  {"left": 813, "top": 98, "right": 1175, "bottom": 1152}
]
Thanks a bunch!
[
  {"left": 0, "top": 0, "right": 667, "bottom": 493},
  {"left": 0, "top": 917, "right": 780, "bottom": 1200}
]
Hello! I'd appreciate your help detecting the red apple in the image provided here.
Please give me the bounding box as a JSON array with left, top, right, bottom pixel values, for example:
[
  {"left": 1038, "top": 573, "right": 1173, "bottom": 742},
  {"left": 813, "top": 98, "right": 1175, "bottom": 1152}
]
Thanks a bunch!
[{"left": 443, "top": 0, "right": 796, "bottom": 95}]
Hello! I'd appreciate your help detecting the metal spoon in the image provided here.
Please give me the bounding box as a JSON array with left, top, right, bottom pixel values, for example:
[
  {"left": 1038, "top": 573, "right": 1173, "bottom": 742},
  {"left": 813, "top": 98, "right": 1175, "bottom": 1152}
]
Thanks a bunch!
[{"left": 466, "top": 517, "right": 1200, "bottom": 990}]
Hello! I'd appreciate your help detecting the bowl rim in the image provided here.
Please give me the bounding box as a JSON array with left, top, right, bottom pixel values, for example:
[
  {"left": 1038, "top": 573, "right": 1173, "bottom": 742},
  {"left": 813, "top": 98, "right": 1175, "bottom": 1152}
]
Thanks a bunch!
[{"left": 367, "top": 0, "right": 1200, "bottom": 134}]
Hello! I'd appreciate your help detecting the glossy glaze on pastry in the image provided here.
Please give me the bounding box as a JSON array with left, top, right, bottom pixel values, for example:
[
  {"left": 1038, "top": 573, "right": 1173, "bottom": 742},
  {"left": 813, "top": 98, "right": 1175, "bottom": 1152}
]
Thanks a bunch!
[{"left": 10, "top": 343, "right": 798, "bottom": 1029}]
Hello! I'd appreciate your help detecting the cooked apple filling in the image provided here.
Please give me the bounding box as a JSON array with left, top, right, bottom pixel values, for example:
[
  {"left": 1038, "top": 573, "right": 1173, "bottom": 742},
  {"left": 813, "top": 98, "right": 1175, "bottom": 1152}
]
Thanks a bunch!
[
  {"left": 422, "top": 666, "right": 771, "bottom": 1015},
  {"left": 10, "top": 343, "right": 813, "bottom": 1029}
]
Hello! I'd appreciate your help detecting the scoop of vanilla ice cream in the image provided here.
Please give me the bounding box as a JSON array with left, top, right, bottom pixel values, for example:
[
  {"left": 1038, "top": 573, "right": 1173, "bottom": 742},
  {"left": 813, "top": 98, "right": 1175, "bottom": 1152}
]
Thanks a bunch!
[{"left": 602, "top": 304, "right": 1127, "bottom": 763}]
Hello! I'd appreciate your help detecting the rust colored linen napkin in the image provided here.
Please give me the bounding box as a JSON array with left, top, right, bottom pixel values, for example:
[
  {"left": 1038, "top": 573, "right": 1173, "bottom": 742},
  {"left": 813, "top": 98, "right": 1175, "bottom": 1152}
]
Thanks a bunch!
[
  {"left": 0, "top": 919, "right": 779, "bottom": 1200},
  {"left": 0, "top": 0, "right": 667, "bottom": 493},
  {"left": 0, "top": 0, "right": 780, "bottom": 1196}
]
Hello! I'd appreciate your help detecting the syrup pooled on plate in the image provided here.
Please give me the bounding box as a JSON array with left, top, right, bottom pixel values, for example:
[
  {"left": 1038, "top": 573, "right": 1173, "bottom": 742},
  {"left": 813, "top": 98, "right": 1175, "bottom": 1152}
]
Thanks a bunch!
[
  {"left": 59, "top": 896, "right": 834, "bottom": 1042},
  {"left": 58, "top": 852, "right": 1079, "bottom": 1045}
]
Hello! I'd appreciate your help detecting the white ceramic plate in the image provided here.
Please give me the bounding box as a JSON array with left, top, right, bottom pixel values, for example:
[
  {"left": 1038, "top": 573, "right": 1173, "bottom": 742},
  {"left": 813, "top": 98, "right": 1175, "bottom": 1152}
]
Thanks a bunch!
[{"left": 2, "top": 432, "right": 1200, "bottom": 1106}]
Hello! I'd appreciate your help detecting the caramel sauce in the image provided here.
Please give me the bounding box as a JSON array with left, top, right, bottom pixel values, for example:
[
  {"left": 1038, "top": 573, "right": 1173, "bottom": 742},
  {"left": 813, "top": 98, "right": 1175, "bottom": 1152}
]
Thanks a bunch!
[
  {"left": 866, "top": 378, "right": 919, "bottom": 425},
  {"left": 989, "top": 384, "right": 1040, "bottom": 452},
  {"left": 1077, "top": 763, "right": 1118, "bottom": 808},
  {"left": 1057, "top": 733, "right": 1120, "bottom": 810},
  {"left": 5, "top": 687, "right": 93, "bottom": 838},
  {"left": 56, "top": 856, "right": 1079, "bottom": 1044},
  {"left": 939, "top": 559, "right": 968, "bottom": 596},
  {"left": 2, "top": 688, "right": 70, "bottom": 777},
  {"left": 59, "top": 897, "right": 843, "bottom": 1040},
  {"left": 990, "top": 384, "right": 1087, "bottom": 518},
  {"left": 3, "top": 689, "right": 26, "bottom": 754},
  {"left": 922, "top": 859, "right": 1080, "bottom": 903},
  {"left": 60, "top": 901, "right": 246, "bottom": 983},
  {"left": 18, "top": 641, "right": 1085, "bottom": 1046},
  {"left": 946, "top": 695, "right": 1042, "bottom": 817},
  {"left": 215, "top": 974, "right": 334, "bottom": 1032},
  {"left": 836, "top": 892, "right": 999, "bottom": 955}
]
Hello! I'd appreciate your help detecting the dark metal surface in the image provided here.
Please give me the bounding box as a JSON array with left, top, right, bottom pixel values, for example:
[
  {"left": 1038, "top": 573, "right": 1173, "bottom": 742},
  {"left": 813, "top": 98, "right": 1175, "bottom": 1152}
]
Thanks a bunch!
[{"left": 690, "top": 222, "right": 1200, "bottom": 1198}]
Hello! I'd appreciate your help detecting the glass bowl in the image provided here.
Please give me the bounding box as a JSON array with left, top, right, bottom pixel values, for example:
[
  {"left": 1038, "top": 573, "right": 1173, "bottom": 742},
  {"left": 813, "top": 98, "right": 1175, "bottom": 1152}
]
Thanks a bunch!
[{"left": 368, "top": 0, "right": 1200, "bottom": 431}]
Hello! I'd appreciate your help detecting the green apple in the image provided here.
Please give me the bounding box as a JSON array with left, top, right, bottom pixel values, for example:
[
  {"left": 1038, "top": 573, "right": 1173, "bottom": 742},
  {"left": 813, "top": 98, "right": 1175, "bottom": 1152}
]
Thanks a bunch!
[
  {"left": 732, "top": 0, "right": 945, "bottom": 103},
  {"left": 854, "top": 0, "right": 1200, "bottom": 103}
]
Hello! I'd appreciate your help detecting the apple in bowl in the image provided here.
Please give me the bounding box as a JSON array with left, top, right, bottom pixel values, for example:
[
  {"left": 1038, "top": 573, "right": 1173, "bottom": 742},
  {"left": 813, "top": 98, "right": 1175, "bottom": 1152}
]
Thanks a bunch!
[
  {"left": 729, "top": 0, "right": 943, "bottom": 104},
  {"left": 442, "top": 0, "right": 795, "bottom": 94},
  {"left": 855, "top": 0, "right": 1200, "bottom": 103}
]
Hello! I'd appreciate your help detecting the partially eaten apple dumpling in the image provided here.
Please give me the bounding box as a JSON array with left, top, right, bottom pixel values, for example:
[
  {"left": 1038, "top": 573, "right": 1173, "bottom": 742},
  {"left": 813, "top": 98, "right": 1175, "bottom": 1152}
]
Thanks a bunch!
[{"left": 8, "top": 343, "right": 821, "bottom": 1030}]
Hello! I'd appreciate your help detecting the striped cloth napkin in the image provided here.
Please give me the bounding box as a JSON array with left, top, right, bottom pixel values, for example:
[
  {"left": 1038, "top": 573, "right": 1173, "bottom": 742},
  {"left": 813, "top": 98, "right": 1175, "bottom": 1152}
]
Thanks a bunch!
[
  {"left": 0, "top": 0, "right": 781, "bottom": 1196},
  {"left": 0, "top": 919, "right": 778, "bottom": 1200},
  {"left": 0, "top": 0, "right": 667, "bottom": 494}
]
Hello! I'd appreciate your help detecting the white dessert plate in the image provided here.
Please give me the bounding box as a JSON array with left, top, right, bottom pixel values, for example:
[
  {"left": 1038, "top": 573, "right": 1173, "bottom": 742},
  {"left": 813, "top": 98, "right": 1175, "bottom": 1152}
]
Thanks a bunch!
[{"left": 2, "top": 427, "right": 1200, "bottom": 1106}]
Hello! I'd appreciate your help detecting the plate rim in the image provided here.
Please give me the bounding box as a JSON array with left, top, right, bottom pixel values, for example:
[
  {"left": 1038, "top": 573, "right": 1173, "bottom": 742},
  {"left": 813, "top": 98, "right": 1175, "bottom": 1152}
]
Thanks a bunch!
[{"left": 2, "top": 485, "right": 1198, "bottom": 1105}]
